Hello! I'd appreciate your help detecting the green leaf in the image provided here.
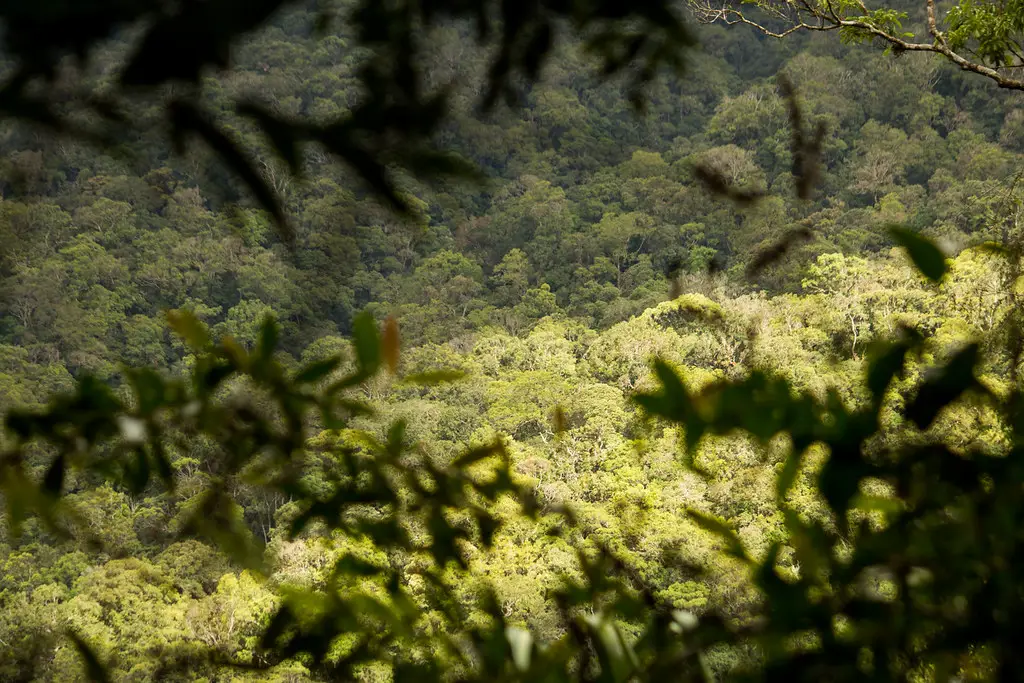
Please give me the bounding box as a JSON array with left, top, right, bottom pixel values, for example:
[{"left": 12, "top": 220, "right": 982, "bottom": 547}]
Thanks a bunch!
[
  {"left": 196, "top": 360, "right": 235, "bottom": 396},
  {"left": 634, "top": 359, "right": 706, "bottom": 449},
  {"left": 125, "top": 447, "right": 151, "bottom": 494},
  {"left": 67, "top": 631, "right": 111, "bottom": 683},
  {"left": 552, "top": 405, "right": 568, "bottom": 434},
  {"left": 687, "top": 509, "right": 751, "bottom": 563},
  {"left": 889, "top": 225, "right": 947, "bottom": 282},
  {"left": 125, "top": 368, "right": 167, "bottom": 416},
  {"left": 452, "top": 443, "right": 503, "bottom": 469},
  {"left": 866, "top": 332, "right": 920, "bottom": 406},
  {"left": 351, "top": 312, "right": 381, "bottom": 376},
  {"left": 401, "top": 369, "right": 467, "bottom": 385},
  {"left": 818, "top": 435, "right": 873, "bottom": 519},
  {"left": 582, "top": 613, "right": 638, "bottom": 683},
  {"left": 476, "top": 509, "right": 499, "bottom": 547},
  {"left": 906, "top": 343, "right": 981, "bottom": 429},
  {"left": 506, "top": 626, "right": 533, "bottom": 672},
  {"left": 256, "top": 316, "right": 279, "bottom": 364},
  {"left": 166, "top": 309, "right": 210, "bottom": 349},
  {"left": 237, "top": 102, "right": 303, "bottom": 172},
  {"left": 294, "top": 357, "right": 341, "bottom": 385},
  {"left": 382, "top": 315, "right": 400, "bottom": 373},
  {"left": 42, "top": 455, "right": 65, "bottom": 497},
  {"left": 151, "top": 441, "right": 174, "bottom": 490},
  {"left": 169, "top": 100, "right": 293, "bottom": 242},
  {"left": 775, "top": 450, "right": 804, "bottom": 502},
  {"left": 330, "top": 554, "right": 386, "bottom": 580}
]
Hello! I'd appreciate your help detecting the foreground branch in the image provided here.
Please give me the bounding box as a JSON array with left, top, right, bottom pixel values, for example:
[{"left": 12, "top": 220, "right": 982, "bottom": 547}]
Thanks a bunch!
[{"left": 689, "top": 0, "right": 1024, "bottom": 91}]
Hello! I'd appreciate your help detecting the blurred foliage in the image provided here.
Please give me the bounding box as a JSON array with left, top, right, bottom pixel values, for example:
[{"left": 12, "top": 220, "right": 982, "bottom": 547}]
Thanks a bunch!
[{"left": 0, "top": 0, "right": 692, "bottom": 234}]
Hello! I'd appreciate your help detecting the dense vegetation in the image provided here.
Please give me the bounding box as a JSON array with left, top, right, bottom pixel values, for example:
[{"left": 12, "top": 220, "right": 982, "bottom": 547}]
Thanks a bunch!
[{"left": 3, "top": 1, "right": 1024, "bottom": 681}]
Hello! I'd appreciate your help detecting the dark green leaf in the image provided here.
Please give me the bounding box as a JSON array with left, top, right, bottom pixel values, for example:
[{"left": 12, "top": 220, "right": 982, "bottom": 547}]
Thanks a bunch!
[
  {"left": 907, "top": 344, "right": 980, "bottom": 429},
  {"left": 126, "top": 368, "right": 167, "bottom": 416},
  {"left": 151, "top": 441, "right": 174, "bottom": 490},
  {"left": 294, "top": 357, "right": 342, "bottom": 385},
  {"left": 453, "top": 443, "right": 503, "bottom": 469},
  {"left": 166, "top": 309, "right": 210, "bottom": 349},
  {"left": 775, "top": 450, "right": 804, "bottom": 502},
  {"left": 401, "top": 370, "right": 467, "bottom": 385},
  {"left": 687, "top": 509, "right": 751, "bottom": 563},
  {"left": 867, "top": 339, "right": 913, "bottom": 405},
  {"left": 42, "top": 455, "right": 65, "bottom": 497},
  {"left": 331, "top": 554, "right": 386, "bottom": 580},
  {"left": 256, "top": 316, "right": 279, "bottom": 365},
  {"left": 169, "top": 100, "right": 293, "bottom": 242},
  {"left": 582, "top": 613, "right": 638, "bottom": 683},
  {"left": 67, "top": 631, "right": 111, "bottom": 683},
  {"left": 889, "top": 225, "right": 947, "bottom": 282},
  {"left": 351, "top": 312, "right": 381, "bottom": 376},
  {"left": 238, "top": 102, "right": 303, "bottom": 172},
  {"left": 476, "top": 509, "right": 499, "bottom": 547}
]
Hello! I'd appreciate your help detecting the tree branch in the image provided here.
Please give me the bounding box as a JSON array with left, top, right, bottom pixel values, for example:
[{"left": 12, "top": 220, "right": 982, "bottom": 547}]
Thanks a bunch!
[{"left": 688, "top": 0, "right": 1024, "bottom": 91}]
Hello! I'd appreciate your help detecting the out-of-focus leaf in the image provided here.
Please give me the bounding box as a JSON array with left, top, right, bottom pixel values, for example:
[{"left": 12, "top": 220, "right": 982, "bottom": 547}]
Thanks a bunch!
[
  {"left": 476, "top": 509, "right": 499, "bottom": 547},
  {"left": 775, "top": 450, "right": 804, "bottom": 502},
  {"left": 975, "top": 240, "right": 1010, "bottom": 257},
  {"left": 351, "top": 312, "right": 381, "bottom": 376},
  {"left": 889, "top": 225, "right": 947, "bottom": 282},
  {"left": 746, "top": 226, "right": 813, "bottom": 276},
  {"left": 151, "top": 441, "right": 174, "bottom": 490},
  {"left": 125, "top": 368, "right": 166, "bottom": 416},
  {"left": 238, "top": 102, "right": 303, "bottom": 172},
  {"left": 256, "top": 316, "right": 279, "bottom": 365},
  {"left": 866, "top": 330, "right": 921, "bottom": 407},
  {"left": 294, "top": 357, "right": 341, "bottom": 385},
  {"left": 778, "top": 75, "right": 824, "bottom": 200},
  {"left": 120, "top": 0, "right": 281, "bottom": 86},
  {"left": 169, "top": 100, "right": 293, "bottom": 242},
  {"left": 330, "top": 554, "right": 386, "bottom": 580},
  {"left": 818, "top": 439, "right": 872, "bottom": 519},
  {"left": 687, "top": 509, "right": 751, "bottom": 564},
  {"left": 868, "top": 341, "right": 909, "bottom": 406},
  {"left": 636, "top": 359, "right": 708, "bottom": 451},
  {"left": 582, "top": 613, "right": 638, "bottom": 683},
  {"left": 382, "top": 315, "right": 400, "bottom": 373},
  {"left": 506, "top": 626, "right": 533, "bottom": 672},
  {"left": 42, "top": 455, "right": 65, "bottom": 497},
  {"left": 125, "top": 447, "right": 151, "bottom": 494},
  {"left": 906, "top": 343, "right": 980, "bottom": 429},
  {"left": 401, "top": 370, "right": 467, "bottom": 385},
  {"left": 166, "top": 310, "right": 210, "bottom": 349},
  {"left": 453, "top": 443, "right": 503, "bottom": 469},
  {"left": 221, "top": 335, "right": 249, "bottom": 369},
  {"left": 692, "top": 164, "right": 764, "bottom": 206},
  {"left": 67, "top": 630, "right": 110, "bottom": 683},
  {"left": 552, "top": 405, "right": 568, "bottom": 434}
]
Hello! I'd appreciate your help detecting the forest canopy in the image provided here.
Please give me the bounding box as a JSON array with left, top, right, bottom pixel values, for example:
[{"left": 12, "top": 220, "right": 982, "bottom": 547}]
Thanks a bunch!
[{"left": 2, "top": 0, "right": 1024, "bottom": 681}]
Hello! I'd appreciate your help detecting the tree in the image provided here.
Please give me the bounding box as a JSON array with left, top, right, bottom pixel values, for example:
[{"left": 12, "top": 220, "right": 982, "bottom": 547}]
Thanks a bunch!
[
  {"left": 491, "top": 249, "right": 533, "bottom": 308},
  {"left": 687, "top": 0, "right": 1024, "bottom": 91},
  {"left": 802, "top": 252, "right": 873, "bottom": 357},
  {"left": 849, "top": 121, "right": 911, "bottom": 202}
]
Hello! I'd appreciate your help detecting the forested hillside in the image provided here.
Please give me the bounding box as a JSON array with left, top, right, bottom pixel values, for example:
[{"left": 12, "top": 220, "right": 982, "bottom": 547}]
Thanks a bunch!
[{"left": 2, "top": 1, "right": 1024, "bottom": 680}]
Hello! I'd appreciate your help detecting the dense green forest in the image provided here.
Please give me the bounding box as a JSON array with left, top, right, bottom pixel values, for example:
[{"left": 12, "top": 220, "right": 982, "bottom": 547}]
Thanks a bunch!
[{"left": 3, "top": 1, "right": 1024, "bottom": 680}]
